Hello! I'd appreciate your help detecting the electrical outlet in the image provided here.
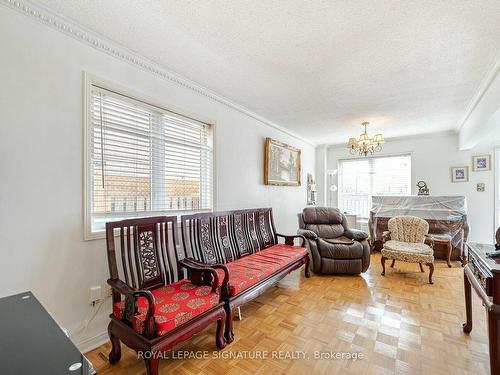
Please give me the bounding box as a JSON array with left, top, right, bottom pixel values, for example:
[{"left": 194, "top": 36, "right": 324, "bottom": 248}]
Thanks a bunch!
[{"left": 89, "top": 285, "right": 102, "bottom": 306}]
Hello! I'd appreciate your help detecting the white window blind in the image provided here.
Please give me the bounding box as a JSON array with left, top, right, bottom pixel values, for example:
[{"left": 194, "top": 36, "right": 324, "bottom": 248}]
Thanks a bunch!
[
  {"left": 88, "top": 85, "right": 213, "bottom": 234},
  {"left": 338, "top": 154, "right": 411, "bottom": 218}
]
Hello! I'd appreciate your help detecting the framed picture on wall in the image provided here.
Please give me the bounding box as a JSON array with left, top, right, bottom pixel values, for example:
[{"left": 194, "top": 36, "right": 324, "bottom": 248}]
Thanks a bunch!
[
  {"left": 264, "top": 137, "right": 301, "bottom": 186},
  {"left": 451, "top": 166, "right": 469, "bottom": 183},
  {"left": 472, "top": 154, "right": 491, "bottom": 171}
]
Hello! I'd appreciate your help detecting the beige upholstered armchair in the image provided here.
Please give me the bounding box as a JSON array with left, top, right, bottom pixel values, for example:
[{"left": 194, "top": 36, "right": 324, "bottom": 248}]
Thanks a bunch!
[{"left": 381, "top": 216, "right": 435, "bottom": 284}]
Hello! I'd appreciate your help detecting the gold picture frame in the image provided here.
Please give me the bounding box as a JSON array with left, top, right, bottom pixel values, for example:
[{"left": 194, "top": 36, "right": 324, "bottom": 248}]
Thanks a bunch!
[
  {"left": 264, "top": 137, "right": 301, "bottom": 186},
  {"left": 451, "top": 166, "right": 469, "bottom": 183},
  {"left": 472, "top": 154, "right": 491, "bottom": 171}
]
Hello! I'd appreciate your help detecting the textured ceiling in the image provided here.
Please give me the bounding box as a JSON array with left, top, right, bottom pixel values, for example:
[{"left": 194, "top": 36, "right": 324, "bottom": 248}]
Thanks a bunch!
[{"left": 37, "top": 0, "right": 500, "bottom": 144}]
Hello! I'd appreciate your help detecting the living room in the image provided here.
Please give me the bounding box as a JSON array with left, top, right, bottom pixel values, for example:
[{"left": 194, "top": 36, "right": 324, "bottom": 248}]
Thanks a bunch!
[{"left": 0, "top": 1, "right": 499, "bottom": 374}]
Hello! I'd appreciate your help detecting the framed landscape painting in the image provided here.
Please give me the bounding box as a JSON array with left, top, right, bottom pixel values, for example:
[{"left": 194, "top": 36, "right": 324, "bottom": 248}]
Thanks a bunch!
[
  {"left": 472, "top": 154, "right": 491, "bottom": 171},
  {"left": 451, "top": 166, "right": 469, "bottom": 183},
  {"left": 264, "top": 138, "right": 301, "bottom": 186}
]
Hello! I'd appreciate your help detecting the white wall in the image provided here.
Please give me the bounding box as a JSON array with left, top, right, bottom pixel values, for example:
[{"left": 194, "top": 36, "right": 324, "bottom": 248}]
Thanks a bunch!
[
  {"left": 315, "top": 145, "right": 328, "bottom": 206},
  {"left": 0, "top": 7, "right": 315, "bottom": 351},
  {"left": 319, "top": 132, "right": 495, "bottom": 243}
]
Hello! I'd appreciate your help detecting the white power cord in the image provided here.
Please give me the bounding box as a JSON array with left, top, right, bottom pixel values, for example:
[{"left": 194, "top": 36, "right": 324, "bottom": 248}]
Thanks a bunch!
[{"left": 70, "top": 295, "right": 110, "bottom": 341}]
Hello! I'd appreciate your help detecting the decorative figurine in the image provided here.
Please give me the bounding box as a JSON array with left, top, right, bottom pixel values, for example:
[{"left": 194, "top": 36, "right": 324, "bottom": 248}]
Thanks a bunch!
[{"left": 416, "top": 181, "right": 429, "bottom": 195}]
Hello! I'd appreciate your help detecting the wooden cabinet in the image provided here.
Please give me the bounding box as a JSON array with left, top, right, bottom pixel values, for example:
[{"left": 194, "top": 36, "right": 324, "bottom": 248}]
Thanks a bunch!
[{"left": 463, "top": 242, "right": 500, "bottom": 375}]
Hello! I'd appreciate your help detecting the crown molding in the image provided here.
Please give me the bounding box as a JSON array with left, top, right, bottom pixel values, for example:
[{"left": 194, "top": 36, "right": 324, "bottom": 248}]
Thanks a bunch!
[
  {"left": 457, "top": 48, "right": 500, "bottom": 132},
  {"left": 1, "top": 0, "right": 316, "bottom": 147}
]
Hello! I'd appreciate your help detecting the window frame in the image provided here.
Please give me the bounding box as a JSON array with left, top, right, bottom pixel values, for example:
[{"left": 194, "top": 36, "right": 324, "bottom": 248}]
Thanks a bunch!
[
  {"left": 337, "top": 152, "right": 412, "bottom": 220},
  {"left": 83, "top": 73, "right": 217, "bottom": 240}
]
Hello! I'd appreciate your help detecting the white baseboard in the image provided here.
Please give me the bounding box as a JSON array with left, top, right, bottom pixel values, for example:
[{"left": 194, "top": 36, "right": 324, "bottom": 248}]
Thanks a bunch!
[{"left": 75, "top": 331, "right": 109, "bottom": 354}]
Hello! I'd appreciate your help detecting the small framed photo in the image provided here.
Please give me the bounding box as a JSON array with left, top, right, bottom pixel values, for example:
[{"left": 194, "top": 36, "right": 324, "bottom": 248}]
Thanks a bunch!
[
  {"left": 472, "top": 154, "right": 491, "bottom": 171},
  {"left": 477, "top": 183, "right": 485, "bottom": 192},
  {"left": 451, "top": 166, "right": 469, "bottom": 183}
]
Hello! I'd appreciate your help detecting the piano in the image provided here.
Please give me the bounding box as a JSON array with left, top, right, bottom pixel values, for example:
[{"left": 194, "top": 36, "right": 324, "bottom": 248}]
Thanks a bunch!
[{"left": 368, "top": 195, "right": 469, "bottom": 261}]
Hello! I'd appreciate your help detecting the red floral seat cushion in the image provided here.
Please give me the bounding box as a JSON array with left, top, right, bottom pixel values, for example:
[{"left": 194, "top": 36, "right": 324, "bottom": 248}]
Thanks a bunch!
[
  {"left": 113, "top": 279, "right": 220, "bottom": 336},
  {"left": 216, "top": 245, "right": 308, "bottom": 296}
]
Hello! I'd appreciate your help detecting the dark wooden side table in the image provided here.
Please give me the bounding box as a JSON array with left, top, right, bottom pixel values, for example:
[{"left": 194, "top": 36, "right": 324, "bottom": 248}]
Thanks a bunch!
[
  {"left": 0, "top": 291, "right": 96, "bottom": 375},
  {"left": 428, "top": 234, "right": 453, "bottom": 267},
  {"left": 463, "top": 242, "right": 500, "bottom": 375}
]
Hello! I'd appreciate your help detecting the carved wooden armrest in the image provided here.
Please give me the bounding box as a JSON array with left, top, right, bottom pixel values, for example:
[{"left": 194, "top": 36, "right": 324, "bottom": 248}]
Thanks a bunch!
[
  {"left": 424, "top": 235, "right": 435, "bottom": 249},
  {"left": 179, "top": 258, "right": 227, "bottom": 293},
  {"left": 275, "top": 233, "right": 306, "bottom": 247},
  {"left": 107, "top": 278, "right": 156, "bottom": 338},
  {"left": 297, "top": 229, "right": 318, "bottom": 240}
]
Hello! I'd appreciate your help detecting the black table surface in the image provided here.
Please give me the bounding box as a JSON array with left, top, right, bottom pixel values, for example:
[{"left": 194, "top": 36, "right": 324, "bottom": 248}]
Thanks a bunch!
[
  {"left": 467, "top": 242, "right": 500, "bottom": 273},
  {"left": 0, "top": 291, "right": 95, "bottom": 375}
]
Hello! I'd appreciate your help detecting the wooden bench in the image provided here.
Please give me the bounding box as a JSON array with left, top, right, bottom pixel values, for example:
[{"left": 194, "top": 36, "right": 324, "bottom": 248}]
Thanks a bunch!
[{"left": 181, "top": 208, "right": 310, "bottom": 343}]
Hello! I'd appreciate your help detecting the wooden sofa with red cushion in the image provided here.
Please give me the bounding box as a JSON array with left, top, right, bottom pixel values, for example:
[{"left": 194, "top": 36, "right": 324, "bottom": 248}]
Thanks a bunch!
[
  {"left": 105, "top": 216, "right": 227, "bottom": 375},
  {"left": 181, "top": 208, "right": 310, "bottom": 343}
]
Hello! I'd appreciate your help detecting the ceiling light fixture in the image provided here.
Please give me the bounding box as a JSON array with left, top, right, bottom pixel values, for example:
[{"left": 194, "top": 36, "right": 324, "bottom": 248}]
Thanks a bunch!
[{"left": 347, "top": 122, "right": 384, "bottom": 156}]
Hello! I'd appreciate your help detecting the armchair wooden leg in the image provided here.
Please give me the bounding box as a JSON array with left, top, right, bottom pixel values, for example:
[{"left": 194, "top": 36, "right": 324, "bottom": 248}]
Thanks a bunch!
[
  {"left": 107, "top": 323, "right": 121, "bottom": 364},
  {"left": 426, "top": 263, "right": 434, "bottom": 284},
  {"left": 144, "top": 357, "right": 159, "bottom": 375},
  {"left": 381, "top": 256, "right": 386, "bottom": 276},
  {"left": 419, "top": 263, "right": 424, "bottom": 272},
  {"left": 390, "top": 259, "right": 396, "bottom": 268},
  {"left": 216, "top": 317, "right": 227, "bottom": 349},
  {"left": 304, "top": 257, "right": 311, "bottom": 278},
  {"left": 224, "top": 307, "right": 235, "bottom": 344}
]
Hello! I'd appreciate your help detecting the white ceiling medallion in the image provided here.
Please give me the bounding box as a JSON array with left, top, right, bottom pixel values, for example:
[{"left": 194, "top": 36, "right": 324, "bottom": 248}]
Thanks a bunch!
[{"left": 347, "top": 122, "right": 384, "bottom": 157}]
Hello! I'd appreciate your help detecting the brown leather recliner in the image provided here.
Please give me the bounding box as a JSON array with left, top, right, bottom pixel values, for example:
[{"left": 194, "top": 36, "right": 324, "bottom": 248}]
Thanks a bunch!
[{"left": 298, "top": 207, "right": 371, "bottom": 274}]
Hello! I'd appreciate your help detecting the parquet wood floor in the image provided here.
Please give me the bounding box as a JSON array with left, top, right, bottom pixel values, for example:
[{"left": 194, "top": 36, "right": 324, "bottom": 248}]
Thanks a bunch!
[{"left": 86, "top": 254, "right": 491, "bottom": 374}]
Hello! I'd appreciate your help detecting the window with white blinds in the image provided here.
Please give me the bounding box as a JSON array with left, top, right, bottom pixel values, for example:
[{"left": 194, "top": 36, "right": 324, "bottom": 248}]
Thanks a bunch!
[
  {"left": 86, "top": 85, "right": 213, "bottom": 234},
  {"left": 338, "top": 154, "right": 411, "bottom": 218}
]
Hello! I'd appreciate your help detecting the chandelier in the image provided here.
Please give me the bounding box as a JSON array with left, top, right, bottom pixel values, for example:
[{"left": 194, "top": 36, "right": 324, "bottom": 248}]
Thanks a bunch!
[{"left": 347, "top": 122, "right": 384, "bottom": 156}]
